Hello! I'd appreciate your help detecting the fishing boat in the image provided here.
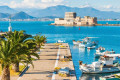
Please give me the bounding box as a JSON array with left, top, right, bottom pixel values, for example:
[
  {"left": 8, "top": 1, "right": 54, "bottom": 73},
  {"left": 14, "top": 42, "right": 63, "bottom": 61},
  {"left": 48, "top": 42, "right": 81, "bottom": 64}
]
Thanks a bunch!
[
  {"left": 79, "top": 37, "right": 97, "bottom": 48},
  {"left": 96, "top": 46, "right": 105, "bottom": 52},
  {"left": 73, "top": 37, "right": 98, "bottom": 47},
  {"left": 99, "top": 74, "right": 120, "bottom": 80},
  {"left": 79, "top": 55, "right": 120, "bottom": 74},
  {"left": 95, "top": 50, "right": 115, "bottom": 57},
  {"left": 95, "top": 47, "right": 115, "bottom": 57}
]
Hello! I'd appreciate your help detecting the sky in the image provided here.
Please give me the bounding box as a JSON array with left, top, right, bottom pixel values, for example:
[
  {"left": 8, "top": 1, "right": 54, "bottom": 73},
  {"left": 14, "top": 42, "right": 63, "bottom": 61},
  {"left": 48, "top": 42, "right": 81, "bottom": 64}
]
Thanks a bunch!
[{"left": 0, "top": 0, "right": 120, "bottom": 12}]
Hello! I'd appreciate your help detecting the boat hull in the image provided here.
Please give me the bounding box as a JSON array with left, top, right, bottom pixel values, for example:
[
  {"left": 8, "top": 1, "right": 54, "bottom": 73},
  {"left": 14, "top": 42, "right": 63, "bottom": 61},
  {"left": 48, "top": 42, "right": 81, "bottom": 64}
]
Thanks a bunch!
[
  {"left": 79, "top": 43, "right": 93, "bottom": 48},
  {"left": 80, "top": 67, "right": 120, "bottom": 74},
  {"left": 73, "top": 41, "right": 79, "bottom": 45},
  {"left": 99, "top": 77, "right": 119, "bottom": 80}
]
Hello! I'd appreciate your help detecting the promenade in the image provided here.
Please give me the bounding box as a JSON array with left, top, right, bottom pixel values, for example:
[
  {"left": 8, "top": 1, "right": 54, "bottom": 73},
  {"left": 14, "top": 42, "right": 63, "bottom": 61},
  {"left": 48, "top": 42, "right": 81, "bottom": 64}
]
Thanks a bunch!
[{"left": 19, "top": 43, "right": 76, "bottom": 80}]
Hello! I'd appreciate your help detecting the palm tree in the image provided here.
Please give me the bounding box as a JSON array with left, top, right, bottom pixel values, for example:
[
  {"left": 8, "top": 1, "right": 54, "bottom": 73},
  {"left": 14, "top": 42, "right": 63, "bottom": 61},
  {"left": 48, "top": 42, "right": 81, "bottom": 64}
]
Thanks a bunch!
[
  {"left": 4, "top": 30, "right": 39, "bottom": 72},
  {"left": 0, "top": 39, "right": 18, "bottom": 80},
  {"left": 0, "top": 30, "right": 40, "bottom": 80},
  {"left": 33, "top": 35, "right": 46, "bottom": 48}
]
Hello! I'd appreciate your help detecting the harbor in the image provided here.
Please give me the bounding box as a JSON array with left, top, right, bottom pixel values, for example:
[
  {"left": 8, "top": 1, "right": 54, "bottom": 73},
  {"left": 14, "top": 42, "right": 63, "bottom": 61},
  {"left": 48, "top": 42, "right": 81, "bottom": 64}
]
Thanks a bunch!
[{"left": 0, "top": 21, "right": 120, "bottom": 80}]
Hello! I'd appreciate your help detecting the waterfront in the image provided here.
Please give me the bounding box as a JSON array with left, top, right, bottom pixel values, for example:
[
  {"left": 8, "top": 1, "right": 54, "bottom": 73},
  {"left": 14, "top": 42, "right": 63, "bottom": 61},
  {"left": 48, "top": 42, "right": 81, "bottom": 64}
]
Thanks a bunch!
[{"left": 0, "top": 21, "right": 120, "bottom": 80}]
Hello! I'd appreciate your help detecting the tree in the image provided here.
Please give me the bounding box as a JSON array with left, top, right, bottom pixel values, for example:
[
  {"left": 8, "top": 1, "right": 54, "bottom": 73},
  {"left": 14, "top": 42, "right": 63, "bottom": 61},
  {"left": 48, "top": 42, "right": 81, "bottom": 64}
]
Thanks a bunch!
[
  {"left": 0, "top": 39, "right": 18, "bottom": 80},
  {"left": 4, "top": 30, "right": 39, "bottom": 72},
  {"left": 0, "top": 30, "right": 40, "bottom": 80},
  {"left": 33, "top": 35, "right": 46, "bottom": 48}
]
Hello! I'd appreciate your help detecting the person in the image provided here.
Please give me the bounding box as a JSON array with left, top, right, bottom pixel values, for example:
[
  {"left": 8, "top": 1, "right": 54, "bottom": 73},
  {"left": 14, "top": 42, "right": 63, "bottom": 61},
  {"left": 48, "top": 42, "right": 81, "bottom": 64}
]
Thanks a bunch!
[
  {"left": 79, "top": 61, "right": 83, "bottom": 65},
  {"left": 100, "top": 63, "right": 103, "bottom": 71}
]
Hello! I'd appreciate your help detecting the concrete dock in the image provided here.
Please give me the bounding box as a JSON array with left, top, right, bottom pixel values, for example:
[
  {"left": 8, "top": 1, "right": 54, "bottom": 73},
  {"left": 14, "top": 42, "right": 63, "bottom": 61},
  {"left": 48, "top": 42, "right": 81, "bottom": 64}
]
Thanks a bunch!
[{"left": 18, "top": 43, "right": 76, "bottom": 80}]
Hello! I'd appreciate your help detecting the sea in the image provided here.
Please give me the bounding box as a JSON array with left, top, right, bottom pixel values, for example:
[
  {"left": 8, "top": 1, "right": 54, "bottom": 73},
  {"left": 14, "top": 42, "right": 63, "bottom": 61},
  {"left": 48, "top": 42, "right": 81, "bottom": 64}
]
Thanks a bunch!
[{"left": 0, "top": 21, "right": 120, "bottom": 80}]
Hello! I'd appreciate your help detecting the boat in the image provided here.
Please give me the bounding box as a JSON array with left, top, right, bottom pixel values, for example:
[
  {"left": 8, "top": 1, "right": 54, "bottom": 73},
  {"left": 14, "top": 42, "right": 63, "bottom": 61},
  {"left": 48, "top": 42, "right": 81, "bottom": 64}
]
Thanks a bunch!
[
  {"left": 73, "top": 37, "right": 98, "bottom": 47},
  {"left": 79, "top": 37, "right": 96, "bottom": 48},
  {"left": 96, "top": 46, "right": 105, "bottom": 52},
  {"left": 87, "top": 46, "right": 96, "bottom": 49},
  {"left": 73, "top": 40, "right": 81, "bottom": 45},
  {"left": 95, "top": 50, "right": 115, "bottom": 57},
  {"left": 79, "top": 55, "right": 120, "bottom": 74},
  {"left": 57, "top": 40, "right": 65, "bottom": 43},
  {"left": 99, "top": 74, "right": 120, "bottom": 80},
  {"left": 95, "top": 47, "right": 115, "bottom": 57}
]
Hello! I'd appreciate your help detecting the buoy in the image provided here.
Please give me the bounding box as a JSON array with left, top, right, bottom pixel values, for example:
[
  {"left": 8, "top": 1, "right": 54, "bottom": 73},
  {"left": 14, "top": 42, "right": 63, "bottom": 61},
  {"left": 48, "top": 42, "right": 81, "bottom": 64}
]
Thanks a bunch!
[{"left": 79, "top": 26, "right": 80, "bottom": 30}]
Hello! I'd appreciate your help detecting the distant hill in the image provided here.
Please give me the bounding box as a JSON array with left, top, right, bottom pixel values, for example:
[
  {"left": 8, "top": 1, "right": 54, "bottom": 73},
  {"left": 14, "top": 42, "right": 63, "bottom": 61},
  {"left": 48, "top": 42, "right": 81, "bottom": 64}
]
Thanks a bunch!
[
  {"left": 11, "top": 11, "right": 35, "bottom": 19},
  {"left": 42, "top": 16, "right": 60, "bottom": 19},
  {"left": 0, "top": 6, "right": 17, "bottom": 14},
  {"left": 27, "top": 5, "right": 120, "bottom": 19},
  {"left": 1, "top": 5, "right": 120, "bottom": 19},
  {"left": 0, "top": 13, "right": 10, "bottom": 18}
]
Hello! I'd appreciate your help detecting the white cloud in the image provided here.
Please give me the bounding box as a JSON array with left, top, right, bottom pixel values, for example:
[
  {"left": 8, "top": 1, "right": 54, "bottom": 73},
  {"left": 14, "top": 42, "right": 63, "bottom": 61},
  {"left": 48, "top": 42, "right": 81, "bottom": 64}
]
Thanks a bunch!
[
  {"left": 79, "top": 4, "right": 91, "bottom": 8},
  {"left": 41, "top": 0, "right": 53, "bottom": 3},
  {"left": 2, "top": 0, "right": 64, "bottom": 9},
  {"left": 104, "top": 5, "right": 112, "bottom": 9},
  {"left": 54, "top": 0, "right": 63, "bottom": 2}
]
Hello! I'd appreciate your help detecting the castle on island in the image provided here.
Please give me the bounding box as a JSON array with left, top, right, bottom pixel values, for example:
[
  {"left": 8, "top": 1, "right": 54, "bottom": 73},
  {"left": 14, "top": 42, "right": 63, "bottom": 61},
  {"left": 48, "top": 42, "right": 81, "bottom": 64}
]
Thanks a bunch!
[{"left": 52, "top": 12, "right": 97, "bottom": 26}]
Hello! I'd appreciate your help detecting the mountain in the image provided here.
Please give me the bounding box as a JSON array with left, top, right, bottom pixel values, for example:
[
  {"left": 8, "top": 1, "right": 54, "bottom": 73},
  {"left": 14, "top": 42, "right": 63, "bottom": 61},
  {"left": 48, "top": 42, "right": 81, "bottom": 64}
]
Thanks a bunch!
[
  {"left": 28, "top": 5, "right": 120, "bottom": 19},
  {"left": 0, "top": 6, "right": 17, "bottom": 14},
  {"left": 11, "top": 11, "right": 35, "bottom": 19},
  {"left": 1, "top": 5, "right": 120, "bottom": 19},
  {"left": 0, "top": 13, "right": 10, "bottom": 18}
]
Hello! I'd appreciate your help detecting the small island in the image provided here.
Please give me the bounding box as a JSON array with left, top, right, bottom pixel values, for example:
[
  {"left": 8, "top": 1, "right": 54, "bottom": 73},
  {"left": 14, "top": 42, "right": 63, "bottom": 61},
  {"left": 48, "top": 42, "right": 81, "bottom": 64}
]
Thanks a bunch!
[
  {"left": 51, "top": 12, "right": 120, "bottom": 26},
  {"left": 51, "top": 12, "right": 97, "bottom": 26}
]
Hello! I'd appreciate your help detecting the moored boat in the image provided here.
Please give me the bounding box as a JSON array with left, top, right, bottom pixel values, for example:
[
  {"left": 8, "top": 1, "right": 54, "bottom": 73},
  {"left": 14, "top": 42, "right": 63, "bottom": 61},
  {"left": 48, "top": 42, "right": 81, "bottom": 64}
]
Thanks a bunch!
[
  {"left": 79, "top": 37, "right": 96, "bottom": 48},
  {"left": 95, "top": 50, "right": 115, "bottom": 57},
  {"left": 87, "top": 46, "right": 96, "bottom": 49},
  {"left": 96, "top": 46, "right": 105, "bottom": 53},
  {"left": 57, "top": 40, "right": 65, "bottom": 43},
  {"left": 73, "top": 37, "right": 98, "bottom": 48},
  {"left": 79, "top": 55, "right": 120, "bottom": 74}
]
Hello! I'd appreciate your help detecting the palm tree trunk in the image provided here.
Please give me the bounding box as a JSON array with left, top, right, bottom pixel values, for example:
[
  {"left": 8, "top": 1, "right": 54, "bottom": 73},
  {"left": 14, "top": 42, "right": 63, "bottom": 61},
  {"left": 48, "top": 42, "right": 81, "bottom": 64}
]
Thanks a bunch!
[
  {"left": 1, "top": 65, "right": 10, "bottom": 80},
  {"left": 14, "top": 63, "right": 19, "bottom": 72}
]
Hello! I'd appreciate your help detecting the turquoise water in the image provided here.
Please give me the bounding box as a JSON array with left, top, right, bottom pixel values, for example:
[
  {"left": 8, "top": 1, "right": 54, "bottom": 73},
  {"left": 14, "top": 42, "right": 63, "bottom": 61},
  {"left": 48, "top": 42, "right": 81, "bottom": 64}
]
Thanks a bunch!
[{"left": 0, "top": 21, "right": 120, "bottom": 80}]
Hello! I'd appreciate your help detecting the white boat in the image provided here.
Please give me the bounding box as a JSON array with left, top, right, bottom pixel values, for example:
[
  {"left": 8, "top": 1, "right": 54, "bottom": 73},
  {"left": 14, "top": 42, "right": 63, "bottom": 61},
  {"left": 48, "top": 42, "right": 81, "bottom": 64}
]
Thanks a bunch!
[
  {"left": 79, "top": 37, "right": 95, "bottom": 48},
  {"left": 57, "top": 40, "right": 65, "bottom": 43},
  {"left": 96, "top": 47, "right": 105, "bottom": 52},
  {"left": 79, "top": 55, "right": 120, "bottom": 74},
  {"left": 73, "top": 37, "right": 98, "bottom": 48},
  {"left": 95, "top": 51, "right": 115, "bottom": 57},
  {"left": 95, "top": 47, "right": 115, "bottom": 57},
  {"left": 87, "top": 46, "right": 96, "bottom": 49},
  {"left": 73, "top": 40, "right": 81, "bottom": 45}
]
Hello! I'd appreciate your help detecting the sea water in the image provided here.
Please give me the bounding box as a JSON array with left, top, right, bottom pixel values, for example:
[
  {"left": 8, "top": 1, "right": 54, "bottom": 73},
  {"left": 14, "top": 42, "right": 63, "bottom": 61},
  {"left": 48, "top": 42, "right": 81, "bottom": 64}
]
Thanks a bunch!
[{"left": 0, "top": 21, "right": 120, "bottom": 80}]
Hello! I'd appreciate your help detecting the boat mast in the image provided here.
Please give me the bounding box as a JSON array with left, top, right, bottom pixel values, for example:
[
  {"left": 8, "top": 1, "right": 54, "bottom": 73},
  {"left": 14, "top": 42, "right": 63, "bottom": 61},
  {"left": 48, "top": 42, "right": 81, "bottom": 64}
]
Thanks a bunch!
[{"left": 8, "top": 16, "right": 12, "bottom": 32}]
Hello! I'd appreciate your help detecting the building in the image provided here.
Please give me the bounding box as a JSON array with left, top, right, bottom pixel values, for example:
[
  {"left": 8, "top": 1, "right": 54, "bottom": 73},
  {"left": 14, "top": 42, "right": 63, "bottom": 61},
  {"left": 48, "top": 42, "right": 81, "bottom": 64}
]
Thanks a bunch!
[{"left": 53, "top": 12, "right": 97, "bottom": 26}]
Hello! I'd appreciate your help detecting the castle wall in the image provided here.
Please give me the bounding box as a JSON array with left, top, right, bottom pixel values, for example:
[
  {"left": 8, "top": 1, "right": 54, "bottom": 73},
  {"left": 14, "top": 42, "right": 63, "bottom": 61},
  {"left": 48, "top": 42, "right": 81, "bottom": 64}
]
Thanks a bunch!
[{"left": 54, "top": 12, "right": 97, "bottom": 26}]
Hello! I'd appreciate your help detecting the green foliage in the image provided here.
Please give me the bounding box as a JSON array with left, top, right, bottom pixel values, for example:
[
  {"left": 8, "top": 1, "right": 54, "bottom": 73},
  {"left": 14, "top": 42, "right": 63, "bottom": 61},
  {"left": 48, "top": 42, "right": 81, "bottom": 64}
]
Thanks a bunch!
[
  {"left": 0, "top": 30, "right": 41, "bottom": 80},
  {"left": 33, "top": 34, "right": 46, "bottom": 48}
]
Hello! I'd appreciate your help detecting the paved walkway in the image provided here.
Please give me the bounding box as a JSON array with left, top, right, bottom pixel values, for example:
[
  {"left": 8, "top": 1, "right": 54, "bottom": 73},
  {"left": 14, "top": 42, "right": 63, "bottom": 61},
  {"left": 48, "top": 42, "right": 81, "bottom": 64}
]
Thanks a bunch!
[{"left": 18, "top": 43, "right": 76, "bottom": 80}]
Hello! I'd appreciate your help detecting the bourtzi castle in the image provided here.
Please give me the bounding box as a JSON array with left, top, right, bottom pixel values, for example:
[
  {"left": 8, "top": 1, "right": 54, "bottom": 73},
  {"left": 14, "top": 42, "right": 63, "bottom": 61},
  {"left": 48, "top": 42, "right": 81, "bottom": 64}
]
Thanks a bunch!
[{"left": 52, "top": 12, "right": 97, "bottom": 26}]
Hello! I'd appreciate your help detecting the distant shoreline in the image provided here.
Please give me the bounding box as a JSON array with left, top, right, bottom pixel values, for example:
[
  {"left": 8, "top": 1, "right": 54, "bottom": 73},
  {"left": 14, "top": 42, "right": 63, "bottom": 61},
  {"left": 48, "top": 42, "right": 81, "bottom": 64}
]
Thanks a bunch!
[
  {"left": 50, "top": 23, "right": 120, "bottom": 26},
  {"left": 0, "top": 19, "right": 120, "bottom": 22}
]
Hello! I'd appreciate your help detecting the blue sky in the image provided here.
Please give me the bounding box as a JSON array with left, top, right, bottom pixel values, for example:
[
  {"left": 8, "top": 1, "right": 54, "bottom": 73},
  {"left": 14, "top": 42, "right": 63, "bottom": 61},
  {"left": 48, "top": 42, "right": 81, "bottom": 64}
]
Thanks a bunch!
[{"left": 0, "top": 0, "right": 120, "bottom": 12}]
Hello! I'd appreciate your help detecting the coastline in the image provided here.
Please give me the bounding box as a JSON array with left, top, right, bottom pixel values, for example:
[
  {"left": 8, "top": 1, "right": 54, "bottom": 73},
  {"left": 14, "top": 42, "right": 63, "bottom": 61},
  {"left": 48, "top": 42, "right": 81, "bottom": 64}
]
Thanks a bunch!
[{"left": 50, "top": 23, "right": 120, "bottom": 26}]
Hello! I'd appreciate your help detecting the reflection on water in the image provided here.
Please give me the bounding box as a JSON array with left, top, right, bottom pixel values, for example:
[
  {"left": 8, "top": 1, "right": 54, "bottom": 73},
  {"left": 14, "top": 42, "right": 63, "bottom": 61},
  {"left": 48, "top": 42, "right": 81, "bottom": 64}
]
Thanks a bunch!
[
  {"left": 79, "top": 48, "right": 85, "bottom": 53},
  {"left": 80, "top": 72, "right": 120, "bottom": 80}
]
